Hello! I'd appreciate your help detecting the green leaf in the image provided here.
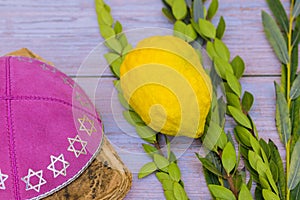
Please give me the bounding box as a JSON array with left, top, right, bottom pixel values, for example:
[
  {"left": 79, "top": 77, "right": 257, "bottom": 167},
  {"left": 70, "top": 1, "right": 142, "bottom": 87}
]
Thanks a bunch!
[
  {"left": 231, "top": 56, "right": 245, "bottom": 79},
  {"left": 162, "top": 179, "right": 174, "bottom": 191},
  {"left": 190, "top": 19, "right": 201, "bottom": 36},
  {"left": 216, "top": 16, "right": 226, "bottom": 39},
  {"left": 142, "top": 144, "right": 158, "bottom": 156},
  {"left": 113, "top": 80, "right": 122, "bottom": 92},
  {"left": 118, "top": 93, "right": 131, "bottom": 109},
  {"left": 259, "top": 139, "right": 270, "bottom": 160},
  {"left": 269, "top": 140, "right": 286, "bottom": 200},
  {"left": 293, "top": 18, "right": 300, "bottom": 47},
  {"left": 164, "top": 0, "right": 174, "bottom": 6},
  {"left": 202, "top": 121, "right": 223, "bottom": 150},
  {"left": 168, "top": 163, "right": 181, "bottom": 182},
  {"left": 110, "top": 56, "right": 123, "bottom": 77},
  {"left": 118, "top": 33, "right": 128, "bottom": 47},
  {"left": 122, "top": 44, "right": 132, "bottom": 55},
  {"left": 228, "top": 106, "right": 252, "bottom": 128},
  {"left": 214, "top": 57, "right": 234, "bottom": 79},
  {"left": 123, "top": 110, "right": 144, "bottom": 126},
  {"left": 198, "top": 19, "right": 216, "bottom": 39},
  {"left": 290, "top": 75, "right": 300, "bottom": 100},
  {"left": 262, "top": 11, "right": 289, "bottom": 64},
  {"left": 138, "top": 162, "right": 157, "bottom": 179},
  {"left": 222, "top": 142, "right": 236, "bottom": 174},
  {"left": 275, "top": 82, "right": 291, "bottom": 145},
  {"left": 164, "top": 191, "right": 176, "bottom": 200},
  {"left": 172, "top": 0, "right": 187, "bottom": 20},
  {"left": 173, "top": 182, "right": 188, "bottom": 200},
  {"left": 162, "top": 7, "right": 176, "bottom": 23},
  {"left": 242, "top": 91, "right": 254, "bottom": 113},
  {"left": 196, "top": 153, "right": 223, "bottom": 177},
  {"left": 185, "top": 24, "right": 197, "bottom": 42},
  {"left": 234, "top": 125, "right": 252, "bottom": 147},
  {"left": 154, "top": 154, "right": 170, "bottom": 171},
  {"left": 270, "top": 160, "right": 279, "bottom": 182},
  {"left": 169, "top": 151, "right": 177, "bottom": 163},
  {"left": 291, "top": 45, "right": 299, "bottom": 82},
  {"left": 239, "top": 184, "right": 254, "bottom": 200},
  {"left": 208, "top": 185, "right": 236, "bottom": 200},
  {"left": 156, "top": 172, "right": 170, "bottom": 182},
  {"left": 250, "top": 136, "right": 261, "bottom": 154},
  {"left": 104, "top": 52, "right": 120, "bottom": 65},
  {"left": 226, "top": 71, "right": 242, "bottom": 97},
  {"left": 95, "top": 0, "right": 104, "bottom": 12},
  {"left": 105, "top": 38, "right": 123, "bottom": 54},
  {"left": 248, "top": 151, "right": 261, "bottom": 171},
  {"left": 99, "top": 24, "right": 115, "bottom": 39},
  {"left": 193, "top": 0, "right": 204, "bottom": 21},
  {"left": 260, "top": 175, "right": 272, "bottom": 190},
  {"left": 291, "top": 97, "right": 300, "bottom": 150},
  {"left": 174, "top": 20, "right": 187, "bottom": 40},
  {"left": 255, "top": 187, "right": 263, "bottom": 200},
  {"left": 293, "top": 0, "right": 300, "bottom": 18},
  {"left": 288, "top": 137, "right": 300, "bottom": 190},
  {"left": 291, "top": 182, "right": 300, "bottom": 200},
  {"left": 265, "top": 0, "right": 289, "bottom": 33},
  {"left": 99, "top": 7, "right": 113, "bottom": 26},
  {"left": 267, "top": 170, "right": 280, "bottom": 195},
  {"left": 207, "top": 0, "right": 218, "bottom": 20},
  {"left": 281, "top": 64, "right": 287, "bottom": 95},
  {"left": 114, "top": 21, "right": 123, "bottom": 35},
  {"left": 206, "top": 41, "right": 217, "bottom": 59},
  {"left": 136, "top": 125, "right": 157, "bottom": 144},
  {"left": 226, "top": 92, "right": 241, "bottom": 110},
  {"left": 216, "top": 131, "right": 228, "bottom": 149},
  {"left": 262, "top": 189, "right": 280, "bottom": 200},
  {"left": 214, "top": 39, "right": 230, "bottom": 61}
]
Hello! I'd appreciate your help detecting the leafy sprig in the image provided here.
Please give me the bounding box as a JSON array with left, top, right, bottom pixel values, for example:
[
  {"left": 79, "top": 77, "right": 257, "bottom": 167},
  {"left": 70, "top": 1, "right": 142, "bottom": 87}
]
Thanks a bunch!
[
  {"left": 95, "top": 0, "right": 189, "bottom": 199},
  {"left": 262, "top": 0, "right": 300, "bottom": 199},
  {"left": 162, "top": 0, "right": 288, "bottom": 199}
]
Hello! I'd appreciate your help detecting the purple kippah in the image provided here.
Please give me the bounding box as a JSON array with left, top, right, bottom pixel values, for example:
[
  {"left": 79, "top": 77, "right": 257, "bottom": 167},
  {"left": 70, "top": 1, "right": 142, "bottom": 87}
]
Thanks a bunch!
[{"left": 0, "top": 56, "right": 103, "bottom": 200}]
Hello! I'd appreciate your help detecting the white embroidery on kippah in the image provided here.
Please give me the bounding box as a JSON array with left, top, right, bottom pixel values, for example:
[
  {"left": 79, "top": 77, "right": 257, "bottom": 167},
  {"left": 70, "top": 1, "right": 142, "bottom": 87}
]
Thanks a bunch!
[
  {"left": 47, "top": 154, "right": 70, "bottom": 178},
  {"left": 78, "top": 115, "right": 97, "bottom": 136},
  {"left": 21, "top": 169, "right": 47, "bottom": 192},
  {"left": 75, "top": 92, "right": 90, "bottom": 108},
  {"left": 0, "top": 170, "right": 8, "bottom": 190},
  {"left": 67, "top": 135, "right": 88, "bottom": 158}
]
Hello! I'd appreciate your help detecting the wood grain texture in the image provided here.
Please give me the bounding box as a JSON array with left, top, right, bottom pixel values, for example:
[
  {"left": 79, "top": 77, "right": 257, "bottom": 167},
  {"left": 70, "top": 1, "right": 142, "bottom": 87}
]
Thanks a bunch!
[{"left": 0, "top": 0, "right": 296, "bottom": 199}]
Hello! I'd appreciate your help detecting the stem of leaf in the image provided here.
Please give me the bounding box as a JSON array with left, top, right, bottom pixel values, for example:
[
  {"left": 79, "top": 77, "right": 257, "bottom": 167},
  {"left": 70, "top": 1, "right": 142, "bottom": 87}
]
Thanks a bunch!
[
  {"left": 217, "top": 150, "right": 238, "bottom": 199},
  {"left": 286, "top": 139, "right": 291, "bottom": 200},
  {"left": 286, "top": 1, "right": 294, "bottom": 199},
  {"left": 226, "top": 173, "right": 238, "bottom": 199},
  {"left": 154, "top": 134, "right": 164, "bottom": 155}
]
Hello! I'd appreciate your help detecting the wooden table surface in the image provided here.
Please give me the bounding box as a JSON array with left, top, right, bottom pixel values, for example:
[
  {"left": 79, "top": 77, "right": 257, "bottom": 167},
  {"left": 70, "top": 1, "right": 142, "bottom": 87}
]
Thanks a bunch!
[{"left": 0, "top": 0, "right": 292, "bottom": 199}]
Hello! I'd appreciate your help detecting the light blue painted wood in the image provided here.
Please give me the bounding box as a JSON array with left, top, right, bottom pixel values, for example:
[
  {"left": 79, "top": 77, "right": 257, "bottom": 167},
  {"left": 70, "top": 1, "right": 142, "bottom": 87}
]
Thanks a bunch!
[{"left": 0, "top": 0, "right": 292, "bottom": 199}]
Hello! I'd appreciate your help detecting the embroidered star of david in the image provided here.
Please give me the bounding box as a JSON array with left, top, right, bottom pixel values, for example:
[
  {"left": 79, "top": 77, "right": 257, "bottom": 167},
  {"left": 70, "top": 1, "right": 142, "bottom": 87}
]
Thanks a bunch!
[
  {"left": 67, "top": 135, "right": 88, "bottom": 158},
  {"left": 0, "top": 170, "right": 8, "bottom": 190},
  {"left": 75, "top": 92, "right": 90, "bottom": 108},
  {"left": 61, "top": 76, "right": 75, "bottom": 88},
  {"left": 21, "top": 169, "right": 47, "bottom": 192},
  {"left": 40, "top": 63, "right": 56, "bottom": 73},
  {"left": 78, "top": 115, "right": 97, "bottom": 136},
  {"left": 47, "top": 154, "right": 70, "bottom": 178}
]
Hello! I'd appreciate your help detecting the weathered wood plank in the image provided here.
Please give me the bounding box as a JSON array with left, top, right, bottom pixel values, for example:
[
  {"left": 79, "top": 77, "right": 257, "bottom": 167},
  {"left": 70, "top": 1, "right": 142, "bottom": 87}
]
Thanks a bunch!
[
  {"left": 0, "top": 0, "right": 293, "bottom": 199},
  {"left": 0, "top": 0, "right": 296, "bottom": 76}
]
